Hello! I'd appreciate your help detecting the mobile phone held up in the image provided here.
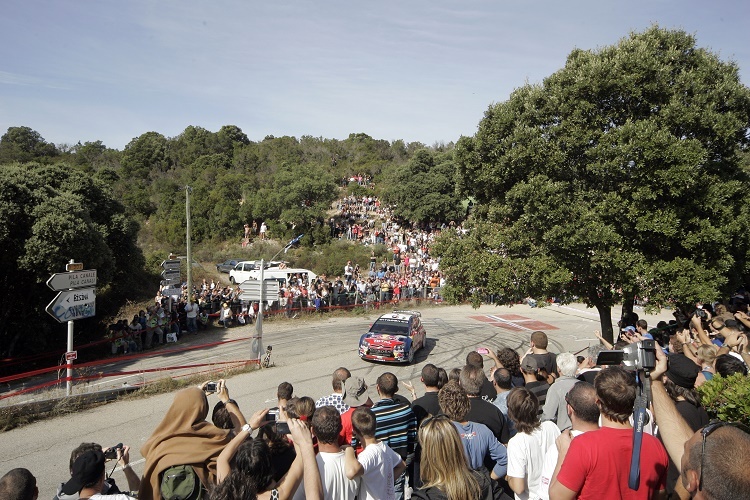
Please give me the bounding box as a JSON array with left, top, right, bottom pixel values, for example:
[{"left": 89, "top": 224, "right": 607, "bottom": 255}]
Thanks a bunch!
[{"left": 476, "top": 348, "right": 489, "bottom": 355}]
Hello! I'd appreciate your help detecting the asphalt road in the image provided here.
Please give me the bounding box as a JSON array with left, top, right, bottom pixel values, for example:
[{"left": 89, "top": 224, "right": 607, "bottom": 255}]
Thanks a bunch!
[{"left": 0, "top": 302, "right": 674, "bottom": 497}]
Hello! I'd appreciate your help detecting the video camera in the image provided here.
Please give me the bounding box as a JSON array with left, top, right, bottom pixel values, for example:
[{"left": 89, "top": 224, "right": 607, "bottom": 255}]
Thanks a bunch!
[{"left": 596, "top": 339, "right": 657, "bottom": 372}]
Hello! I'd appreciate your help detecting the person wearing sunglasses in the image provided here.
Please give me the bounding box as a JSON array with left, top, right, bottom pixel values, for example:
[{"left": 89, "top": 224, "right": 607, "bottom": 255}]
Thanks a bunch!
[{"left": 650, "top": 346, "right": 750, "bottom": 499}]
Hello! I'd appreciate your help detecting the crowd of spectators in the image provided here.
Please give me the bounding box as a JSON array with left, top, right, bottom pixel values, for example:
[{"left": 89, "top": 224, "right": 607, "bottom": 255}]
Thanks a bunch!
[{"left": 8, "top": 306, "right": 750, "bottom": 500}]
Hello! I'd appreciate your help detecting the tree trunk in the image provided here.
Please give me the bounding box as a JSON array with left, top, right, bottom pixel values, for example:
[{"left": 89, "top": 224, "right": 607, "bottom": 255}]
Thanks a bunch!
[
  {"left": 620, "top": 290, "right": 634, "bottom": 323},
  {"left": 595, "top": 303, "right": 614, "bottom": 344}
]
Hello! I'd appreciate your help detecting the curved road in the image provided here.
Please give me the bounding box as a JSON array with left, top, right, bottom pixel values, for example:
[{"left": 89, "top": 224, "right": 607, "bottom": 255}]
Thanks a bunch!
[{"left": 0, "top": 302, "right": 673, "bottom": 496}]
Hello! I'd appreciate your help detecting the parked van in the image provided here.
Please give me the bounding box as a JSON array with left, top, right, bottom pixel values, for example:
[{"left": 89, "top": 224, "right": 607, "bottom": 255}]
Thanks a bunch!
[
  {"left": 229, "top": 260, "right": 285, "bottom": 284},
  {"left": 246, "top": 267, "right": 318, "bottom": 288}
]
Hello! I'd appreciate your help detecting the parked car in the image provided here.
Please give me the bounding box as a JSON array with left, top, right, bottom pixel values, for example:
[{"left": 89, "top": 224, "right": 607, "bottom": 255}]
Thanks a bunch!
[
  {"left": 216, "top": 259, "right": 241, "bottom": 273},
  {"left": 359, "top": 310, "right": 426, "bottom": 364}
]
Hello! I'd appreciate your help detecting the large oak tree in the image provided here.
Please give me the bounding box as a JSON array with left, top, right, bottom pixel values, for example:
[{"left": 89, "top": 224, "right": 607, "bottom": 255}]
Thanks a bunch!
[{"left": 435, "top": 27, "right": 750, "bottom": 342}]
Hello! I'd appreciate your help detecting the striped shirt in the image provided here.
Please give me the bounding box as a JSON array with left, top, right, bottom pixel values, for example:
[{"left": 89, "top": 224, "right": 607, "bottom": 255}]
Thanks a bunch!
[{"left": 371, "top": 398, "right": 417, "bottom": 460}]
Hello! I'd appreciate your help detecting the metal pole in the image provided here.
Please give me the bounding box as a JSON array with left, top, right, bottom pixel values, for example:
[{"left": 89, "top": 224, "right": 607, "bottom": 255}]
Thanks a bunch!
[
  {"left": 256, "top": 259, "right": 264, "bottom": 363},
  {"left": 67, "top": 320, "right": 73, "bottom": 396},
  {"left": 186, "top": 186, "right": 193, "bottom": 304}
]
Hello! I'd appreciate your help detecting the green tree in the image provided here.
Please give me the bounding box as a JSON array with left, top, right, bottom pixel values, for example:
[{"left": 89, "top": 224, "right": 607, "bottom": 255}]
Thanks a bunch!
[
  {"left": 438, "top": 26, "right": 750, "bottom": 342},
  {"left": 383, "top": 149, "right": 463, "bottom": 224},
  {"left": 0, "top": 126, "right": 59, "bottom": 164},
  {"left": 0, "top": 163, "right": 144, "bottom": 357}
]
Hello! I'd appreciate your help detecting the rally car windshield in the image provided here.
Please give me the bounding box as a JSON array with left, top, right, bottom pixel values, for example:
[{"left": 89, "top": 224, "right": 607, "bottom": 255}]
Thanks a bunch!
[{"left": 370, "top": 319, "right": 410, "bottom": 336}]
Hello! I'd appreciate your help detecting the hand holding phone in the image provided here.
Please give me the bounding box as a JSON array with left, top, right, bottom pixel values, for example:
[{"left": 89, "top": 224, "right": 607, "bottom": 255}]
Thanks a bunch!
[{"left": 476, "top": 347, "right": 489, "bottom": 355}]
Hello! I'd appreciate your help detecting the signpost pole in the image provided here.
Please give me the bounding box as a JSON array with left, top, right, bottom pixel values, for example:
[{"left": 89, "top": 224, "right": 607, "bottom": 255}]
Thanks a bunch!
[
  {"left": 185, "top": 186, "right": 193, "bottom": 304},
  {"left": 256, "top": 259, "right": 264, "bottom": 363},
  {"left": 66, "top": 319, "right": 74, "bottom": 396}
]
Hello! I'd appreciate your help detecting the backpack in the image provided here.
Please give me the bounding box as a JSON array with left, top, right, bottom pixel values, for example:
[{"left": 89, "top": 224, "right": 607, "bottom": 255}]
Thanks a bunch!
[{"left": 160, "top": 464, "right": 204, "bottom": 500}]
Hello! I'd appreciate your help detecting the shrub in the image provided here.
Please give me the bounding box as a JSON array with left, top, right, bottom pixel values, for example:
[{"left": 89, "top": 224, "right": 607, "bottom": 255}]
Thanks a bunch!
[{"left": 697, "top": 373, "right": 750, "bottom": 426}]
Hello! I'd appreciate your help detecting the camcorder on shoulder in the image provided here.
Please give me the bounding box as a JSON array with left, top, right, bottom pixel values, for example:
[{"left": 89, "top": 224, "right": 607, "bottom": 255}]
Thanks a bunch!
[{"left": 596, "top": 339, "right": 657, "bottom": 372}]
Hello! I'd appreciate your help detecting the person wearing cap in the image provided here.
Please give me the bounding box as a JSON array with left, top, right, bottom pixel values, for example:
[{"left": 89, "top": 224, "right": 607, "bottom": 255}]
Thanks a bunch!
[
  {"left": 61, "top": 450, "right": 135, "bottom": 499},
  {"left": 339, "top": 376, "right": 373, "bottom": 448},
  {"left": 660, "top": 352, "right": 709, "bottom": 497},
  {"left": 521, "top": 355, "right": 549, "bottom": 413},
  {"left": 54, "top": 443, "right": 139, "bottom": 500}
]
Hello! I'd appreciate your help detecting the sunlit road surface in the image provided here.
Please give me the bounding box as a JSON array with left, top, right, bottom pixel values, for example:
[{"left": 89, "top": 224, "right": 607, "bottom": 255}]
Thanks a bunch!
[{"left": 0, "top": 302, "right": 673, "bottom": 496}]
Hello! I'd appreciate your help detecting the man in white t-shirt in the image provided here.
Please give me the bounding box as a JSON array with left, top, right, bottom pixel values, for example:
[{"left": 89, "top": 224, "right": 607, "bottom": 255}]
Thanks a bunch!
[
  {"left": 538, "top": 381, "right": 599, "bottom": 500},
  {"left": 506, "top": 387, "right": 561, "bottom": 500},
  {"left": 344, "top": 407, "right": 406, "bottom": 500},
  {"left": 183, "top": 300, "right": 198, "bottom": 333},
  {"left": 312, "top": 405, "right": 359, "bottom": 499}
]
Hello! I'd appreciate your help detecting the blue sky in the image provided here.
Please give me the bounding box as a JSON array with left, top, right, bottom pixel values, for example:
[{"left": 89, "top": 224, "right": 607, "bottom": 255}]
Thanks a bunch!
[{"left": 1, "top": 1, "right": 748, "bottom": 150}]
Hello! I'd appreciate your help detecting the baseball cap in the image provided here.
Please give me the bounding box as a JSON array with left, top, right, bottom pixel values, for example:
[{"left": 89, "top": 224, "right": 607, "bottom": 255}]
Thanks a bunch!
[
  {"left": 666, "top": 353, "right": 700, "bottom": 389},
  {"left": 61, "top": 450, "right": 105, "bottom": 495},
  {"left": 521, "top": 356, "right": 538, "bottom": 373},
  {"left": 623, "top": 326, "right": 636, "bottom": 334},
  {"left": 341, "top": 377, "right": 372, "bottom": 407}
]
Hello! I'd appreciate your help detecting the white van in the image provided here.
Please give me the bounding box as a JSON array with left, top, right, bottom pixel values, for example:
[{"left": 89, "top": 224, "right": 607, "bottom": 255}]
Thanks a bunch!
[
  {"left": 229, "top": 260, "right": 285, "bottom": 284},
  {"left": 246, "top": 267, "right": 318, "bottom": 288}
]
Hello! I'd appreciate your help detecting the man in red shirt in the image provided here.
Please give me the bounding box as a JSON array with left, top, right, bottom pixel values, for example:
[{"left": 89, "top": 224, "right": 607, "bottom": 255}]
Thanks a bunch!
[{"left": 549, "top": 366, "right": 669, "bottom": 499}]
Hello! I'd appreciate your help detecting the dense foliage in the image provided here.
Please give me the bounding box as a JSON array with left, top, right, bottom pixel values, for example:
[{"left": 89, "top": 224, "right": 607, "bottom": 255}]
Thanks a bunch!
[
  {"left": 435, "top": 26, "right": 750, "bottom": 341},
  {"left": 0, "top": 163, "right": 144, "bottom": 357},
  {"left": 698, "top": 373, "right": 750, "bottom": 426}
]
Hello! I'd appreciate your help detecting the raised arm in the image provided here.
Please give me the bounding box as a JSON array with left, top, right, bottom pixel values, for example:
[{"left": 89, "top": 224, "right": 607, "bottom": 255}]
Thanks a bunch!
[
  {"left": 344, "top": 446, "right": 364, "bottom": 480},
  {"left": 650, "top": 348, "right": 695, "bottom": 467}
]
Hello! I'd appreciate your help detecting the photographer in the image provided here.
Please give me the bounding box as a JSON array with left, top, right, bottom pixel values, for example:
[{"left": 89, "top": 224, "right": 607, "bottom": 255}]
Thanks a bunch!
[
  {"left": 548, "top": 366, "right": 669, "bottom": 499},
  {"left": 54, "top": 442, "right": 139, "bottom": 499},
  {"left": 650, "top": 346, "right": 750, "bottom": 499},
  {"left": 202, "top": 379, "right": 248, "bottom": 433}
]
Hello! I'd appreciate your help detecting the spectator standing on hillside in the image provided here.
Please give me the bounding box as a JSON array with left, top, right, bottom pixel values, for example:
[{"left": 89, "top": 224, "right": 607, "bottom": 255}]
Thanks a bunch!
[
  {"left": 260, "top": 221, "right": 267, "bottom": 239},
  {"left": 460, "top": 365, "right": 509, "bottom": 444}
]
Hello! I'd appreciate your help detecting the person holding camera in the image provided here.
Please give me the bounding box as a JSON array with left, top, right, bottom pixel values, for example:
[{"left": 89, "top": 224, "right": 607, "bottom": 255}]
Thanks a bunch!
[
  {"left": 548, "top": 366, "right": 669, "bottom": 499},
  {"left": 54, "top": 442, "right": 140, "bottom": 500}
]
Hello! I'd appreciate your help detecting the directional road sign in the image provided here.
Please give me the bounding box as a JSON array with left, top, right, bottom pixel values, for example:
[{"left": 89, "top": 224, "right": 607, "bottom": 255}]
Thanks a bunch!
[
  {"left": 162, "top": 286, "right": 182, "bottom": 297},
  {"left": 161, "top": 269, "right": 180, "bottom": 280},
  {"left": 161, "top": 279, "right": 180, "bottom": 287},
  {"left": 161, "top": 259, "right": 181, "bottom": 271},
  {"left": 239, "top": 280, "right": 280, "bottom": 302},
  {"left": 47, "top": 270, "right": 98, "bottom": 291},
  {"left": 46, "top": 287, "right": 96, "bottom": 323}
]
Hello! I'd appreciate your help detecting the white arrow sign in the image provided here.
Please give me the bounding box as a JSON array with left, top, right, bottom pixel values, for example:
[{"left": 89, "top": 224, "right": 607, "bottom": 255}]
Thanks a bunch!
[
  {"left": 47, "top": 270, "right": 97, "bottom": 291},
  {"left": 239, "top": 280, "right": 280, "bottom": 302},
  {"left": 161, "top": 259, "right": 181, "bottom": 271},
  {"left": 46, "top": 288, "right": 96, "bottom": 323}
]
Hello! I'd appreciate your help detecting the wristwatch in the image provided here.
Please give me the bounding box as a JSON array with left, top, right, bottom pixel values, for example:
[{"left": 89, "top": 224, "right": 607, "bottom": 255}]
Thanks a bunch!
[{"left": 241, "top": 423, "right": 252, "bottom": 433}]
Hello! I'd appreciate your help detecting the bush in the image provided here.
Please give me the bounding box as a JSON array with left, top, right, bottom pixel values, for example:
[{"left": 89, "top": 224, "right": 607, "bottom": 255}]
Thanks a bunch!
[{"left": 697, "top": 373, "right": 750, "bottom": 426}]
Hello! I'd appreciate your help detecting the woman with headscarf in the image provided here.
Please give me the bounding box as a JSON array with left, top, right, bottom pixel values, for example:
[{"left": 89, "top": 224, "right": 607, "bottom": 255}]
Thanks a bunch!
[{"left": 140, "top": 387, "right": 232, "bottom": 499}]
